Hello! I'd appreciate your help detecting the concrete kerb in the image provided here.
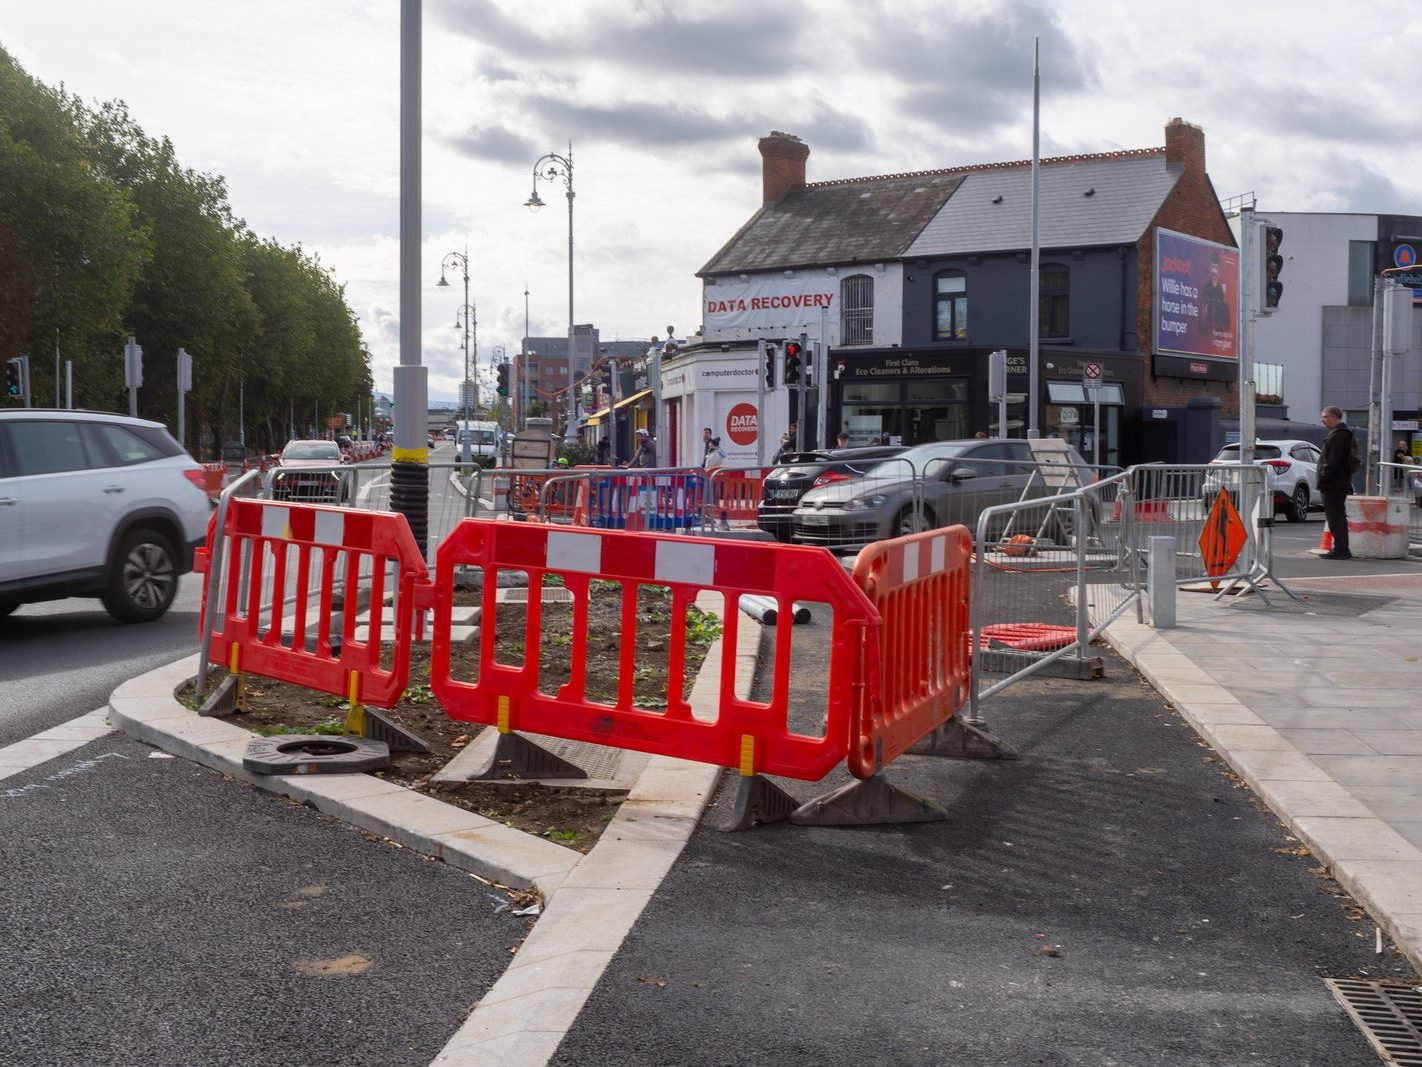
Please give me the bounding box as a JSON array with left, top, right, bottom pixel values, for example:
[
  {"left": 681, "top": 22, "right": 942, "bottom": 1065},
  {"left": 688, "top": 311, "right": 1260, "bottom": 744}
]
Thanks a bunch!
[
  {"left": 108, "top": 589, "right": 740, "bottom": 1066},
  {"left": 1105, "top": 611, "right": 1422, "bottom": 974}
]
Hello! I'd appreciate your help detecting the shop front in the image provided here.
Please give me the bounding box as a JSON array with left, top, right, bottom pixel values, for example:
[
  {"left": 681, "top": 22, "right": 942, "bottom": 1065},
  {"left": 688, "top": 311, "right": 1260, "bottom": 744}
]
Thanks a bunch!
[
  {"left": 658, "top": 345, "right": 783, "bottom": 467},
  {"left": 829, "top": 346, "right": 1143, "bottom": 465}
]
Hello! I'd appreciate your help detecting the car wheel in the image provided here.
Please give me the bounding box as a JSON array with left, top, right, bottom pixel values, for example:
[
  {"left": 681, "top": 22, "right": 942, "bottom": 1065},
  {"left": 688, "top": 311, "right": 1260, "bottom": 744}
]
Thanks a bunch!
[
  {"left": 101, "top": 529, "right": 179, "bottom": 623},
  {"left": 1285, "top": 483, "right": 1309, "bottom": 523},
  {"left": 894, "top": 504, "right": 935, "bottom": 537}
]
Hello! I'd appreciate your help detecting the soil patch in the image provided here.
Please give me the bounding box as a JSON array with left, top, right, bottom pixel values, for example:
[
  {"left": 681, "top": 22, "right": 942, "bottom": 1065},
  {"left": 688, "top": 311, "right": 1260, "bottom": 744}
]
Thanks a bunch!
[{"left": 182, "top": 582, "right": 720, "bottom": 853}]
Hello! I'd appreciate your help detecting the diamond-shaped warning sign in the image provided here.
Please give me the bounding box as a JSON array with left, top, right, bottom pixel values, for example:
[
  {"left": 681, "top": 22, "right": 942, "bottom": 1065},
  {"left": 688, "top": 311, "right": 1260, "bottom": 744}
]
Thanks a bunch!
[{"left": 1199, "top": 489, "right": 1249, "bottom": 585}]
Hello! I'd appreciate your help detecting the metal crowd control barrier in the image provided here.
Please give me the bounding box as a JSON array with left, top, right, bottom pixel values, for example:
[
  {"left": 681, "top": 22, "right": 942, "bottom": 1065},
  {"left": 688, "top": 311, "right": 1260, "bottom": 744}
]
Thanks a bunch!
[
  {"left": 428, "top": 519, "right": 879, "bottom": 782},
  {"left": 847, "top": 525, "right": 973, "bottom": 778},
  {"left": 706, "top": 466, "right": 768, "bottom": 527},
  {"left": 1379, "top": 462, "right": 1422, "bottom": 546},
  {"left": 969, "top": 472, "right": 1137, "bottom": 718},
  {"left": 531, "top": 467, "right": 709, "bottom": 531},
  {"left": 194, "top": 494, "right": 427, "bottom": 713}
]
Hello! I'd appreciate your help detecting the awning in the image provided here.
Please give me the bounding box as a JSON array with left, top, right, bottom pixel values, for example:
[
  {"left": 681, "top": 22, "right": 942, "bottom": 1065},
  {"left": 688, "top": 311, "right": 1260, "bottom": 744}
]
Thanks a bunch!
[
  {"left": 583, "top": 406, "right": 611, "bottom": 427},
  {"left": 613, "top": 388, "right": 653, "bottom": 411}
]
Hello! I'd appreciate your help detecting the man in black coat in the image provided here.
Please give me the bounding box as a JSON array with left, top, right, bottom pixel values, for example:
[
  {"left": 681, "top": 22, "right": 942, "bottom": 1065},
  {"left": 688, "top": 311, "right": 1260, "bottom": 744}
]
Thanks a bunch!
[{"left": 1317, "top": 405, "right": 1355, "bottom": 560}]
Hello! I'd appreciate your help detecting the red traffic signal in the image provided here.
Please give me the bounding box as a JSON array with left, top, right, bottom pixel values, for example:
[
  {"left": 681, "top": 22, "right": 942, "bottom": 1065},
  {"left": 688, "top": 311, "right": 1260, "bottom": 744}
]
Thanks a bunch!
[{"left": 783, "top": 341, "right": 802, "bottom": 385}]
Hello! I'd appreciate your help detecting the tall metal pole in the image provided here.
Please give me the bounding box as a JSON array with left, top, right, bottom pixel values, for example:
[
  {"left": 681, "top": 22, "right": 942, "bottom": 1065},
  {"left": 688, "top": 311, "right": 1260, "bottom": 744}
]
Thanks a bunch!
[
  {"left": 756, "top": 339, "right": 767, "bottom": 466},
  {"left": 461, "top": 253, "right": 471, "bottom": 461},
  {"left": 1238, "top": 209, "right": 1256, "bottom": 467},
  {"left": 53, "top": 329, "right": 59, "bottom": 408},
  {"left": 239, "top": 376, "right": 246, "bottom": 450},
  {"left": 520, "top": 286, "right": 529, "bottom": 433},
  {"left": 1027, "top": 36, "right": 1041, "bottom": 438},
  {"left": 565, "top": 145, "right": 576, "bottom": 444},
  {"left": 391, "top": 0, "right": 430, "bottom": 555}
]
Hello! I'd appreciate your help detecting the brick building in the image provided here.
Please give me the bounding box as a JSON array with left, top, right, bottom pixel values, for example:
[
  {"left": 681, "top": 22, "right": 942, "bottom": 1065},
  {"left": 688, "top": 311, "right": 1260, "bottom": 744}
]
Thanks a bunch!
[{"left": 694, "top": 118, "right": 1240, "bottom": 465}]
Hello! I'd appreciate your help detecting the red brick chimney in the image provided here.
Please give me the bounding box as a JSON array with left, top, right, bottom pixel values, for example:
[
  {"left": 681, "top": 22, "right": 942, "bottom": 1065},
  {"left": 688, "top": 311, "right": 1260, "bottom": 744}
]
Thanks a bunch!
[
  {"left": 1164, "top": 117, "right": 1205, "bottom": 173},
  {"left": 758, "top": 131, "right": 809, "bottom": 205}
]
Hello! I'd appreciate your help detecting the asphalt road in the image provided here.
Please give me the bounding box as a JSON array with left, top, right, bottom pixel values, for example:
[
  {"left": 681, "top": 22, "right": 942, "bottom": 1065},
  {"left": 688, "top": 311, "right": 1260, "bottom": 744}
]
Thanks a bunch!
[
  {"left": 554, "top": 575, "right": 1416, "bottom": 1066},
  {"left": 0, "top": 575, "right": 205, "bottom": 747},
  {"left": 0, "top": 732, "right": 517, "bottom": 1066}
]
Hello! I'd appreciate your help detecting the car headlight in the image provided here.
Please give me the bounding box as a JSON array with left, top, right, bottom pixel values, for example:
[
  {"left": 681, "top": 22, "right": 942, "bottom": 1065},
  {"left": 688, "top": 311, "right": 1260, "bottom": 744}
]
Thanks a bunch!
[{"left": 844, "top": 494, "right": 887, "bottom": 512}]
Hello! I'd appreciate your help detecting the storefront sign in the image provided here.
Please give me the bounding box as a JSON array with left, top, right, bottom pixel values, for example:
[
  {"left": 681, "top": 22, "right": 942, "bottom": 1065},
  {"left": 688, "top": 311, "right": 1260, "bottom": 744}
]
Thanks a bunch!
[
  {"left": 1154, "top": 228, "right": 1239, "bottom": 362},
  {"left": 836, "top": 351, "right": 973, "bottom": 379},
  {"left": 703, "top": 276, "right": 837, "bottom": 333},
  {"left": 726, "top": 402, "right": 758, "bottom": 445}
]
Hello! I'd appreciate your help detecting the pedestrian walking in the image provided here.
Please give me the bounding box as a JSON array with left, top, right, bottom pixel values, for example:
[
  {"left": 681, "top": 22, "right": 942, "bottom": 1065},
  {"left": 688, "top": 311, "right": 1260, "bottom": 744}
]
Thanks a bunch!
[
  {"left": 630, "top": 428, "right": 656, "bottom": 468},
  {"left": 703, "top": 436, "right": 728, "bottom": 528},
  {"left": 1318, "top": 405, "right": 1358, "bottom": 560}
]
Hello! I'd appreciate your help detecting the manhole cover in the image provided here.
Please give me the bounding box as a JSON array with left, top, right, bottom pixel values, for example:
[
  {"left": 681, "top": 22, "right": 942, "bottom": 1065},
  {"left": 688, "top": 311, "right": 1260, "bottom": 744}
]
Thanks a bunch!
[{"left": 1325, "top": 978, "right": 1422, "bottom": 1066}]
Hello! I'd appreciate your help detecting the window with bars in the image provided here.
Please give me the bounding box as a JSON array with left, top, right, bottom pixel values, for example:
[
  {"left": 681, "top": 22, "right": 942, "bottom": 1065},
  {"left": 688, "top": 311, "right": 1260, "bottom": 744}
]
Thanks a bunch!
[
  {"left": 933, "top": 270, "right": 967, "bottom": 340},
  {"left": 1039, "top": 264, "right": 1069, "bottom": 338},
  {"left": 840, "top": 274, "right": 874, "bottom": 345}
]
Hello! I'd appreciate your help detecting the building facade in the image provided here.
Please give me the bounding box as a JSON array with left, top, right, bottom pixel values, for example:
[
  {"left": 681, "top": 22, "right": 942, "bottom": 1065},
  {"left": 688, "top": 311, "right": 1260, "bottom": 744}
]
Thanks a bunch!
[{"left": 691, "top": 120, "right": 1241, "bottom": 466}]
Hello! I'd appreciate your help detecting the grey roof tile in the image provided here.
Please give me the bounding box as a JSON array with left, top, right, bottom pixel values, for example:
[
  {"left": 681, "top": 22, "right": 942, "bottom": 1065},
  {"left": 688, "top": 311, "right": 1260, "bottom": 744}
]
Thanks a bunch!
[{"left": 906, "top": 155, "right": 1182, "bottom": 256}]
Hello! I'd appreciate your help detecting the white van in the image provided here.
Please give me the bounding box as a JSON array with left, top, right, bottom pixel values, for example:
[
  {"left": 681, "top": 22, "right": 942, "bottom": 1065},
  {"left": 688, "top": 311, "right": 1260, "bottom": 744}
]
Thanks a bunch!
[{"left": 455, "top": 420, "right": 500, "bottom": 458}]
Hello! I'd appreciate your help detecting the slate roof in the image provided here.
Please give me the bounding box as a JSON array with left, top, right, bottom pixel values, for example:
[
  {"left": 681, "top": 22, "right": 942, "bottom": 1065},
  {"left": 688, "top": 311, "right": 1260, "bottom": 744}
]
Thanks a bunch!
[
  {"left": 700, "top": 146, "right": 1187, "bottom": 277},
  {"left": 905, "top": 152, "right": 1183, "bottom": 256},
  {"left": 698, "top": 172, "right": 964, "bottom": 277}
]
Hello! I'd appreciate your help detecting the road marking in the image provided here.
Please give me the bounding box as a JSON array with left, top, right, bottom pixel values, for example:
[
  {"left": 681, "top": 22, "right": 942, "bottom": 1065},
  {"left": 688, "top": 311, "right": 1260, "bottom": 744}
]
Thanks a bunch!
[
  {"left": 0, "top": 708, "right": 115, "bottom": 783},
  {"left": 3, "top": 751, "right": 130, "bottom": 798}
]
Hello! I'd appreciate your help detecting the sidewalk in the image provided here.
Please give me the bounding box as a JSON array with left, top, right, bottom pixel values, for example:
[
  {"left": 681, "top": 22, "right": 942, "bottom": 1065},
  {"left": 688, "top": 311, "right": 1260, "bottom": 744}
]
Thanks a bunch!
[{"left": 1106, "top": 570, "right": 1422, "bottom": 972}]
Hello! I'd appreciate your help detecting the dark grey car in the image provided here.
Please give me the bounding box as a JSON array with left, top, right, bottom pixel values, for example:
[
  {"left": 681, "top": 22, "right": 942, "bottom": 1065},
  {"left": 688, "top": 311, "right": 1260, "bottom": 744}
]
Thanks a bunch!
[{"left": 790, "top": 438, "right": 1089, "bottom": 550}]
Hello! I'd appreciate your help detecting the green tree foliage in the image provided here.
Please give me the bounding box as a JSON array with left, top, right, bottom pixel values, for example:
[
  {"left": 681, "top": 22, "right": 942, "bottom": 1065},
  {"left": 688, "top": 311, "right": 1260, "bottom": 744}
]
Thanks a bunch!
[{"left": 0, "top": 45, "right": 371, "bottom": 456}]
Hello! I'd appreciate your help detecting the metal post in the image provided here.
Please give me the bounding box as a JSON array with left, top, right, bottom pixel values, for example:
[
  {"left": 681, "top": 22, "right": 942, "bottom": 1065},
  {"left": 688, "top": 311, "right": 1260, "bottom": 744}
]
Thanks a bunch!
[
  {"left": 53, "top": 329, "right": 59, "bottom": 408},
  {"left": 756, "top": 339, "right": 767, "bottom": 466},
  {"left": 1027, "top": 36, "right": 1041, "bottom": 439},
  {"left": 1092, "top": 389, "right": 1100, "bottom": 467},
  {"left": 65, "top": 361, "right": 72, "bottom": 409},
  {"left": 391, "top": 0, "right": 430, "bottom": 557},
  {"left": 798, "top": 331, "right": 810, "bottom": 451},
  {"left": 819, "top": 307, "right": 831, "bottom": 448},
  {"left": 1366, "top": 274, "right": 1385, "bottom": 494},
  {"left": 1073, "top": 495, "right": 1089, "bottom": 657},
  {"left": 1237, "top": 210, "right": 1256, "bottom": 468},
  {"left": 565, "top": 149, "right": 575, "bottom": 443},
  {"left": 239, "top": 377, "right": 246, "bottom": 450},
  {"left": 651, "top": 346, "right": 663, "bottom": 467}
]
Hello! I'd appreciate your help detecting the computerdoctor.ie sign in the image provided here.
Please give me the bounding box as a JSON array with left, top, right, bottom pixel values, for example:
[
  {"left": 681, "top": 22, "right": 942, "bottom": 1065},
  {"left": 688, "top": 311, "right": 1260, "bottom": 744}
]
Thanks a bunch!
[
  {"left": 1153, "top": 228, "right": 1238, "bottom": 362},
  {"left": 703, "top": 276, "right": 837, "bottom": 335}
]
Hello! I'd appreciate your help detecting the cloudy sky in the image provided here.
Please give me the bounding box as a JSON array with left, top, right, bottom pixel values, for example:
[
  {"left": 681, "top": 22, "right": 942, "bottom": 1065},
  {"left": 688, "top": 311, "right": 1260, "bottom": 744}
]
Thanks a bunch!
[{"left": 3, "top": 0, "right": 1418, "bottom": 401}]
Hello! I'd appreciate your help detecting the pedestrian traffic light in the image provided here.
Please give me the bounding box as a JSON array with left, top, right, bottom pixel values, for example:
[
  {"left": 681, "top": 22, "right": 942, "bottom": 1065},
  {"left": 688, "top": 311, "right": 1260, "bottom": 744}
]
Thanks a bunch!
[
  {"left": 1262, "top": 225, "right": 1284, "bottom": 313},
  {"left": 763, "top": 342, "right": 777, "bottom": 388},
  {"left": 783, "top": 341, "right": 802, "bottom": 385},
  {"left": 4, "top": 359, "right": 19, "bottom": 399},
  {"left": 496, "top": 362, "right": 510, "bottom": 396}
]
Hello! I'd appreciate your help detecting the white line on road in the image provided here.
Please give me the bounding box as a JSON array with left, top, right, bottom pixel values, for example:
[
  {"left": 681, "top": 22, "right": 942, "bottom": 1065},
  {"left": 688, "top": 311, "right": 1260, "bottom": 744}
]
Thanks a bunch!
[{"left": 0, "top": 708, "right": 115, "bottom": 782}]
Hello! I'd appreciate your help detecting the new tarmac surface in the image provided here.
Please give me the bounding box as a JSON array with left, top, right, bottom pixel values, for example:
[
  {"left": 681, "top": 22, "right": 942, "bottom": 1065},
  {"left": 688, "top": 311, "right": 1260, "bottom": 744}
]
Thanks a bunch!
[{"left": 553, "top": 614, "right": 1413, "bottom": 1066}]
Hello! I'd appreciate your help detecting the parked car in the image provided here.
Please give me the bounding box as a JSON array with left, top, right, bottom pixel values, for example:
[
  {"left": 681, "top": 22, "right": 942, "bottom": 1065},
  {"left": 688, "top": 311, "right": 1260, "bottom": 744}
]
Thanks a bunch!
[
  {"left": 790, "top": 438, "right": 1089, "bottom": 550},
  {"left": 270, "top": 439, "right": 352, "bottom": 504},
  {"left": 0, "top": 409, "right": 212, "bottom": 622},
  {"left": 758, "top": 446, "right": 906, "bottom": 541},
  {"left": 1204, "top": 440, "right": 1320, "bottom": 522}
]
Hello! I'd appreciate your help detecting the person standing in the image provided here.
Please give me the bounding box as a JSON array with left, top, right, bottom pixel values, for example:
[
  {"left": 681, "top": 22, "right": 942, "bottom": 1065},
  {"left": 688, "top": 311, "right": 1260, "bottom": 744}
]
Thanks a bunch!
[
  {"left": 630, "top": 427, "right": 656, "bottom": 468},
  {"left": 702, "top": 426, "right": 715, "bottom": 462},
  {"left": 1318, "top": 405, "right": 1356, "bottom": 560},
  {"left": 702, "top": 435, "right": 728, "bottom": 528}
]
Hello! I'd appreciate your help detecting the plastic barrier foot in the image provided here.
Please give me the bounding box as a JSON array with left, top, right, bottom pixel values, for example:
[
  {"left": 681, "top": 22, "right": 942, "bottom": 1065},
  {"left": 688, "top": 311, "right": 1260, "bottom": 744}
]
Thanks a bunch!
[
  {"left": 468, "top": 732, "right": 588, "bottom": 781},
  {"left": 908, "top": 718, "right": 1019, "bottom": 761},
  {"left": 243, "top": 736, "right": 391, "bottom": 776},
  {"left": 722, "top": 773, "right": 800, "bottom": 832},
  {"left": 790, "top": 774, "right": 947, "bottom": 827},
  {"left": 362, "top": 708, "right": 431, "bottom": 754},
  {"left": 197, "top": 674, "right": 240, "bottom": 718}
]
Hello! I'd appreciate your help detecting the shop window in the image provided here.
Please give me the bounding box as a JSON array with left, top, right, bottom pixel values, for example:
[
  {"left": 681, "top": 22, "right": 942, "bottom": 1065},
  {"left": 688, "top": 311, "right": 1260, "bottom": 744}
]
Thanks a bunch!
[
  {"left": 934, "top": 271, "right": 967, "bottom": 340},
  {"left": 1348, "top": 241, "right": 1376, "bottom": 307},
  {"left": 840, "top": 274, "right": 874, "bottom": 346},
  {"left": 1039, "top": 265, "right": 1069, "bottom": 338}
]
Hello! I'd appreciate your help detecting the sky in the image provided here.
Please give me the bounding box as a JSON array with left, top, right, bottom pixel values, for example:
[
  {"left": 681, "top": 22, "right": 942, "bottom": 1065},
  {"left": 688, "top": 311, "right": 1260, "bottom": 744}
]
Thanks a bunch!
[{"left": 3, "top": 0, "right": 1419, "bottom": 403}]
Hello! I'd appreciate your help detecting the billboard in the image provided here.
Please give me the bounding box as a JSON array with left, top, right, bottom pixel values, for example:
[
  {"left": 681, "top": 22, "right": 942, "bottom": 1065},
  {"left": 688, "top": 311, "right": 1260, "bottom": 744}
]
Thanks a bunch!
[
  {"left": 1153, "top": 228, "right": 1238, "bottom": 361},
  {"left": 703, "top": 276, "right": 837, "bottom": 334}
]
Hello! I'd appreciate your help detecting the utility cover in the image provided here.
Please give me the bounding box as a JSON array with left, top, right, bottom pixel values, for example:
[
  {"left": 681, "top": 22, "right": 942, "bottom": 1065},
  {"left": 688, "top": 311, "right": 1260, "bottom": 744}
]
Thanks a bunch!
[{"left": 1199, "top": 489, "right": 1248, "bottom": 585}]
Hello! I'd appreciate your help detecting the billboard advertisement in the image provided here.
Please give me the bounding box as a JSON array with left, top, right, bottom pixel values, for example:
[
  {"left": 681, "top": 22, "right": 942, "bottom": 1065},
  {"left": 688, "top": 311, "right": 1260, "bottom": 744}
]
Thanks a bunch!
[
  {"left": 703, "top": 276, "right": 837, "bottom": 335},
  {"left": 1153, "top": 228, "right": 1239, "bottom": 361}
]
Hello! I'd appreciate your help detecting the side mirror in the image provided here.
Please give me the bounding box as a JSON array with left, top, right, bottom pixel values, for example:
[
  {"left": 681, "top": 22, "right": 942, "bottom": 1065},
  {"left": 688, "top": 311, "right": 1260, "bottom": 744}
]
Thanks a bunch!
[{"left": 949, "top": 466, "right": 977, "bottom": 482}]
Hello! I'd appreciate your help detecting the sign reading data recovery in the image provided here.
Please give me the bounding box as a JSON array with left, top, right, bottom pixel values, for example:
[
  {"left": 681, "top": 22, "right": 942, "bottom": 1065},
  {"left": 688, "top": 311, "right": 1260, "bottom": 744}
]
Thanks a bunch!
[
  {"left": 703, "top": 276, "right": 837, "bottom": 335},
  {"left": 1153, "top": 228, "right": 1239, "bottom": 362}
]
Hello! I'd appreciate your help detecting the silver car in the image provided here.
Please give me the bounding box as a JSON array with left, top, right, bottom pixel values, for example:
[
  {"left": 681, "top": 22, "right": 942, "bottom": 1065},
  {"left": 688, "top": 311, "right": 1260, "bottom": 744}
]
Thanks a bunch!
[{"left": 790, "top": 438, "right": 1086, "bottom": 549}]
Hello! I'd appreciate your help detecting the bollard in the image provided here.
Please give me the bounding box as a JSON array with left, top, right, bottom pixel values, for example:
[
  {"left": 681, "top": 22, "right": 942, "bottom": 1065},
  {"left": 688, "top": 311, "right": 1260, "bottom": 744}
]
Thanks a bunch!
[{"left": 1147, "top": 535, "right": 1176, "bottom": 629}]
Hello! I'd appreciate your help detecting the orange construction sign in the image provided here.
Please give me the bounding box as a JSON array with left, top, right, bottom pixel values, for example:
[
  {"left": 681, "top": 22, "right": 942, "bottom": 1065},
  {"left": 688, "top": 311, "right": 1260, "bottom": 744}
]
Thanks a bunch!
[{"left": 1198, "top": 489, "right": 1248, "bottom": 586}]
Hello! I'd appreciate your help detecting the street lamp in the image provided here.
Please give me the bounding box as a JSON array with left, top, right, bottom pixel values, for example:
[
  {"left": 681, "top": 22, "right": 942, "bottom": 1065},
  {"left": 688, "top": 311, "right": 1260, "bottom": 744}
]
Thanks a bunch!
[
  {"left": 438, "top": 248, "right": 473, "bottom": 462},
  {"left": 525, "top": 144, "right": 576, "bottom": 442}
]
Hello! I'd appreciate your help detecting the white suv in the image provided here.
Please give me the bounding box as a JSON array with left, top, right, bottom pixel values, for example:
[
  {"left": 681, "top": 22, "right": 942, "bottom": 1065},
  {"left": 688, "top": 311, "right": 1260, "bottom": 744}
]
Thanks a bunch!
[
  {"left": 0, "top": 410, "right": 212, "bottom": 622},
  {"left": 1206, "top": 439, "right": 1321, "bottom": 523}
]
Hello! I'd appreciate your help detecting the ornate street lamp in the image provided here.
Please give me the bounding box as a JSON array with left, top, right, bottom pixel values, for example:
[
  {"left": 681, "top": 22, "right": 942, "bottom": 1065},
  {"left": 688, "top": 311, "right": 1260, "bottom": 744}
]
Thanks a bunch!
[{"left": 525, "top": 144, "right": 576, "bottom": 442}]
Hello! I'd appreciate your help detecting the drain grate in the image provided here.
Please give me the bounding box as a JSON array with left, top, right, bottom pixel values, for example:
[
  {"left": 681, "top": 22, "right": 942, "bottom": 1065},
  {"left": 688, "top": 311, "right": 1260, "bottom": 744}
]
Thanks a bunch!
[{"left": 1325, "top": 978, "right": 1422, "bottom": 1066}]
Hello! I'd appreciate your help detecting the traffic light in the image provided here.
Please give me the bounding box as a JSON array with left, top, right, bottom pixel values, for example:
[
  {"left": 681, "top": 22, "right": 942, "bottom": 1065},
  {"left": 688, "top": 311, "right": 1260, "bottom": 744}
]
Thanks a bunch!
[
  {"left": 4, "top": 359, "right": 19, "bottom": 399},
  {"left": 496, "top": 362, "right": 510, "bottom": 396},
  {"left": 1262, "top": 225, "right": 1284, "bottom": 312},
  {"left": 763, "top": 342, "right": 778, "bottom": 388},
  {"left": 783, "top": 341, "right": 802, "bottom": 385},
  {"left": 597, "top": 360, "right": 613, "bottom": 390}
]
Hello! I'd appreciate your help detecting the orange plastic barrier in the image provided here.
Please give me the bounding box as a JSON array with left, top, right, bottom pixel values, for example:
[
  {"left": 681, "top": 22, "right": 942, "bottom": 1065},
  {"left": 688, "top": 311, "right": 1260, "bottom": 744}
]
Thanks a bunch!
[
  {"left": 848, "top": 525, "right": 973, "bottom": 779},
  {"left": 199, "top": 498, "right": 427, "bottom": 708},
  {"left": 428, "top": 519, "right": 880, "bottom": 781},
  {"left": 709, "top": 467, "right": 767, "bottom": 525}
]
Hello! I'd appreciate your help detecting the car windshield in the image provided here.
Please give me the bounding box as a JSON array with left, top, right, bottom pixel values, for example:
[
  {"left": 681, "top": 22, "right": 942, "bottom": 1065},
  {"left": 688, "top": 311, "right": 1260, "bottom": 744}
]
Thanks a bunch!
[
  {"left": 861, "top": 442, "right": 968, "bottom": 479},
  {"left": 282, "top": 442, "right": 342, "bottom": 461}
]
